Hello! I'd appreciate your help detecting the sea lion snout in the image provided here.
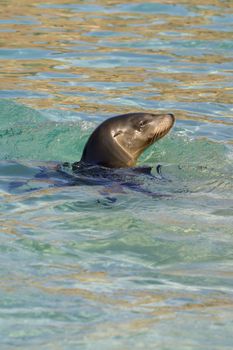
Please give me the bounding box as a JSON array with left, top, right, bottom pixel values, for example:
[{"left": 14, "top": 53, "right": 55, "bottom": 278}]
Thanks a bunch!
[
  {"left": 164, "top": 113, "right": 175, "bottom": 127},
  {"left": 144, "top": 113, "right": 175, "bottom": 144}
]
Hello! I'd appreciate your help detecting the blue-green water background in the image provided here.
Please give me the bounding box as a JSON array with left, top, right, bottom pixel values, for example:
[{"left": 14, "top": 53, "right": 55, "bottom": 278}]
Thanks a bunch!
[{"left": 0, "top": 1, "right": 233, "bottom": 349}]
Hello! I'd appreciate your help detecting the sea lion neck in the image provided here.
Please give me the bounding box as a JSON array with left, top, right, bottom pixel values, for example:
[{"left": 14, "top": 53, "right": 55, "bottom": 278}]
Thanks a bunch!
[{"left": 81, "top": 124, "right": 133, "bottom": 168}]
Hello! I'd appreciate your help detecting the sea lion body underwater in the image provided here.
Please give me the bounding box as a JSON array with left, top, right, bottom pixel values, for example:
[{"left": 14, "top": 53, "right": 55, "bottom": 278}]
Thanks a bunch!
[{"left": 73, "top": 112, "right": 175, "bottom": 170}]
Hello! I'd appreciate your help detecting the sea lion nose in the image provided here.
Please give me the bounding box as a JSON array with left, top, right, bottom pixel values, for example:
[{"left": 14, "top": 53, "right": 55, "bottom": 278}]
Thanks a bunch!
[
  {"left": 165, "top": 113, "right": 175, "bottom": 125},
  {"left": 167, "top": 113, "right": 175, "bottom": 120}
]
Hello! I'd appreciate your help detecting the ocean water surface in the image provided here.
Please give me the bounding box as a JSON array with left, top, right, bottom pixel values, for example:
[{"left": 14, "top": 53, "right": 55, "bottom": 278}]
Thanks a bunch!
[{"left": 0, "top": 0, "right": 233, "bottom": 349}]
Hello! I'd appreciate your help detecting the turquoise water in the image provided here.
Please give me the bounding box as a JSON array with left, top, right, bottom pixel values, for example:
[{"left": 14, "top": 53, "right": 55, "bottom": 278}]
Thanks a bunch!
[{"left": 1, "top": 1, "right": 233, "bottom": 349}]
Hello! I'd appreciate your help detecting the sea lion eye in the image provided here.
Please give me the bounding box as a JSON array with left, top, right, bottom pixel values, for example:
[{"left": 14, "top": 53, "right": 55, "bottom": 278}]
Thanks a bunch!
[{"left": 138, "top": 120, "right": 147, "bottom": 130}]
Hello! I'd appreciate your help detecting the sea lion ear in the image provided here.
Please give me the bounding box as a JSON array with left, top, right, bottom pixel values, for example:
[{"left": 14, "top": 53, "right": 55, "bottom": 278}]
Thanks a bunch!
[{"left": 113, "top": 130, "right": 123, "bottom": 138}]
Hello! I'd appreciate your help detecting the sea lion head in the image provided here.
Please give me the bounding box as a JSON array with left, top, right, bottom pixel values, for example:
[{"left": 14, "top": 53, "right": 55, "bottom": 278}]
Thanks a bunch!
[{"left": 80, "top": 112, "right": 175, "bottom": 168}]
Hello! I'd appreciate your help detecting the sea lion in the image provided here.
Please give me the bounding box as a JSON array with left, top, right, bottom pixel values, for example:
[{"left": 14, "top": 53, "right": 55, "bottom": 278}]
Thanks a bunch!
[
  {"left": 5, "top": 112, "right": 175, "bottom": 196},
  {"left": 75, "top": 112, "right": 175, "bottom": 169}
]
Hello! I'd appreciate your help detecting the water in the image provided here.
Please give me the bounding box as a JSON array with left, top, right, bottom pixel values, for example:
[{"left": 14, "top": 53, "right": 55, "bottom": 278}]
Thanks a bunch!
[{"left": 0, "top": 1, "right": 233, "bottom": 349}]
